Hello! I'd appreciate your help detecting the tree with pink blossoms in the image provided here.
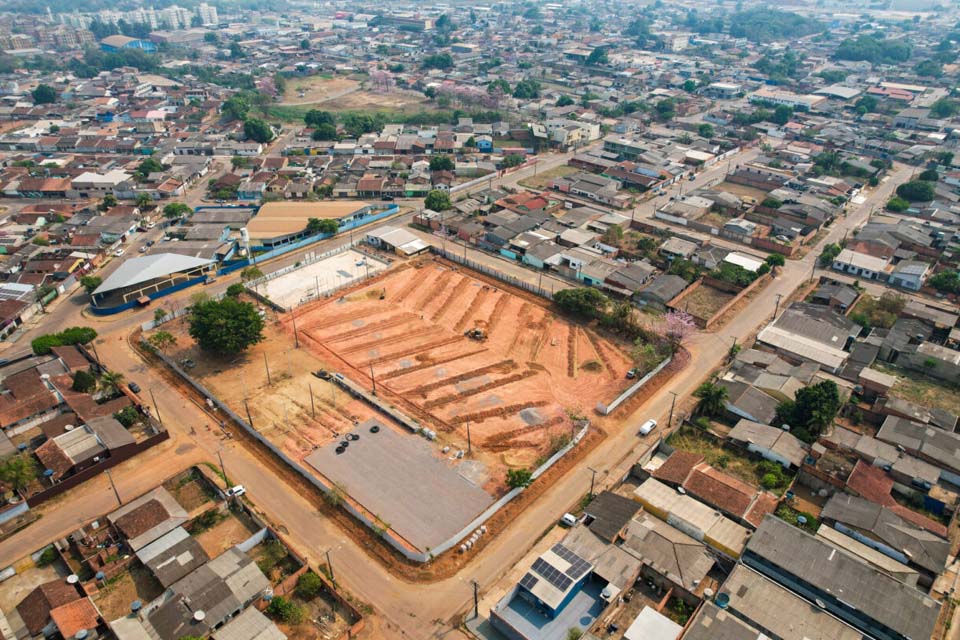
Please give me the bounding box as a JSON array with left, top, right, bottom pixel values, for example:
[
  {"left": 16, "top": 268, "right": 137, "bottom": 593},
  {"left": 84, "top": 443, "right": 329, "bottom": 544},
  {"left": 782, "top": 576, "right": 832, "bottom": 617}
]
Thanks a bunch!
[{"left": 662, "top": 310, "right": 695, "bottom": 353}]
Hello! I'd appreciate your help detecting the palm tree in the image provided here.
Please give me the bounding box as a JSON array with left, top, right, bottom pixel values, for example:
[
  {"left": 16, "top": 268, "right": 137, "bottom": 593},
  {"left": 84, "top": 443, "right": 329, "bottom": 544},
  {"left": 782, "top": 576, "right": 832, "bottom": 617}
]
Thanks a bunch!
[
  {"left": 98, "top": 370, "right": 126, "bottom": 397},
  {"left": 693, "top": 381, "right": 728, "bottom": 418}
]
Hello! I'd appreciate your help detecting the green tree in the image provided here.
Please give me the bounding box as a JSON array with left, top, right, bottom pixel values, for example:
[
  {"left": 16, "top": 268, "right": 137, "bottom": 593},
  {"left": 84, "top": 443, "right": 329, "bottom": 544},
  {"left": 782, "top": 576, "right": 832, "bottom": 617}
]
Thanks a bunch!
[
  {"left": 80, "top": 276, "right": 102, "bottom": 294},
  {"left": 586, "top": 47, "right": 608, "bottom": 66},
  {"left": 506, "top": 468, "right": 533, "bottom": 489},
  {"left": 424, "top": 190, "right": 452, "bottom": 211},
  {"left": 204, "top": 32, "right": 218, "bottom": 43},
  {"left": 229, "top": 41, "right": 245, "bottom": 59},
  {"left": 896, "top": 180, "right": 935, "bottom": 202},
  {"left": 668, "top": 258, "right": 702, "bottom": 283},
  {"left": 189, "top": 297, "right": 265, "bottom": 356},
  {"left": 422, "top": 53, "right": 454, "bottom": 70},
  {"left": 655, "top": 98, "right": 676, "bottom": 121},
  {"left": 914, "top": 59, "right": 943, "bottom": 77},
  {"left": 240, "top": 266, "right": 263, "bottom": 282},
  {"left": 72, "top": 369, "right": 97, "bottom": 393},
  {"left": 918, "top": 169, "right": 940, "bottom": 182},
  {"left": 819, "top": 243, "right": 842, "bottom": 266},
  {"left": 31, "top": 84, "right": 57, "bottom": 104},
  {"left": 295, "top": 572, "right": 324, "bottom": 599},
  {"left": 243, "top": 118, "right": 274, "bottom": 143},
  {"left": 697, "top": 123, "right": 715, "bottom": 138},
  {"left": 98, "top": 370, "right": 125, "bottom": 396},
  {"left": 931, "top": 99, "right": 959, "bottom": 118},
  {"left": 502, "top": 154, "right": 525, "bottom": 168},
  {"left": 136, "top": 158, "right": 164, "bottom": 179},
  {"left": 265, "top": 596, "right": 304, "bottom": 624},
  {"left": 147, "top": 330, "right": 177, "bottom": 352},
  {"left": 776, "top": 380, "right": 840, "bottom": 442},
  {"left": 886, "top": 196, "right": 910, "bottom": 212},
  {"left": 221, "top": 94, "right": 250, "bottom": 121},
  {"left": 225, "top": 283, "right": 245, "bottom": 297},
  {"left": 556, "top": 95, "right": 575, "bottom": 107},
  {"left": 693, "top": 380, "right": 728, "bottom": 417},
  {"left": 304, "top": 109, "right": 335, "bottom": 127},
  {"left": 306, "top": 218, "right": 339, "bottom": 235},
  {"left": 771, "top": 104, "right": 793, "bottom": 125},
  {"left": 113, "top": 405, "right": 140, "bottom": 427},
  {"left": 135, "top": 192, "right": 152, "bottom": 209},
  {"left": 231, "top": 156, "right": 249, "bottom": 169},
  {"left": 311, "top": 124, "right": 338, "bottom": 141},
  {"left": 429, "top": 155, "right": 455, "bottom": 171},
  {"left": 554, "top": 288, "right": 609, "bottom": 318},
  {"left": 100, "top": 193, "right": 117, "bottom": 211},
  {"left": 929, "top": 269, "right": 959, "bottom": 293},
  {"left": 512, "top": 79, "right": 541, "bottom": 99},
  {"left": 0, "top": 453, "right": 37, "bottom": 493},
  {"left": 765, "top": 253, "right": 786, "bottom": 268},
  {"left": 163, "top": 202, "right": 192, "bottom": 219},
  {"left": 31, "top": 327, "right": 97, "bottom": 355}
]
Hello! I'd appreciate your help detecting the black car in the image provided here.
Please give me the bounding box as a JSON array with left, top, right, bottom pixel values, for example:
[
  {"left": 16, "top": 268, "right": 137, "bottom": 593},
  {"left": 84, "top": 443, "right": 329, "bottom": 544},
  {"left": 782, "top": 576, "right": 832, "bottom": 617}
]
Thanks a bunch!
[
  {"left": 382, "top": 195, "right": 395, "bottom": 201},
  {"left": 128, "top": 382, "right": 141, "bottom": 393}
]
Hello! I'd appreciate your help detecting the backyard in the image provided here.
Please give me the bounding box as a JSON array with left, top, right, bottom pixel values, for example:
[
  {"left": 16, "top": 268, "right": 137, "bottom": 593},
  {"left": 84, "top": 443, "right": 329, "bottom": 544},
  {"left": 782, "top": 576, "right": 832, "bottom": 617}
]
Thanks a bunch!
[
  {"left": 667, "top": 426, "right": 794, "bottom": 495},
  {"left": 878, "top": 365, "right": 960, "bottom": 416},
  {"left": 517, "top": 164, "right": 579, "bottom": 190}
]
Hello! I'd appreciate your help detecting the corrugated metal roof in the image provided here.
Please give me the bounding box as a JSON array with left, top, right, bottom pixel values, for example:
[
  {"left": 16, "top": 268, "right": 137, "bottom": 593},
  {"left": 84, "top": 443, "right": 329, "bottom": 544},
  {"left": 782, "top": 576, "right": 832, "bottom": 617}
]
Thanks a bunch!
[{"left": 93, "top": 253, "right": 213, "bottom": 295}]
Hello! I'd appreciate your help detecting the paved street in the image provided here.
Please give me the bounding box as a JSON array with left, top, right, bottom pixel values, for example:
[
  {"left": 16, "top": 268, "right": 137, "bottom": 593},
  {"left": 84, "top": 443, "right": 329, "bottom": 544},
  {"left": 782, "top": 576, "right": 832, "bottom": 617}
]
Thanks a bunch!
[{"left": 0, "top": 148, "right": 913, "bottom": 639}]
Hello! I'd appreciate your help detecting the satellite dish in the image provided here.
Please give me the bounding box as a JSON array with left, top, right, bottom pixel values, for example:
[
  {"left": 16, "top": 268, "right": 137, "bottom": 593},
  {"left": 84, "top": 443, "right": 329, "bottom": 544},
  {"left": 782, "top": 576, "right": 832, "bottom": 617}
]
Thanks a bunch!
[{"left": 193, "top": 611, "right": 206, "bottom": 622}]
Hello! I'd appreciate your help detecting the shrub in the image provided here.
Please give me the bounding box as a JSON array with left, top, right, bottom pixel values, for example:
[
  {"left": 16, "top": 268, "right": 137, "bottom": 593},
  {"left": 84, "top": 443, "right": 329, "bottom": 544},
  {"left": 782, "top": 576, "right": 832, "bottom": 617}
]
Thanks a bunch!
[
  {"left": 113, "top": 406, "right": 141, "bottom": 427},
  {"left": 886, "top": 196, "right": 910, "bottom": 212},
  {"left": 31, "top": 326, "right": 97, "bottom": 355},
  {"left": 36, "top": 547, "right": 57, "bottom": 567},
  {"left": 295, "top": 571, "right": 324, "bottom": 599},
  {"left": 506, "top": 468, "right": 533, "bottom": 489},
  {"left": 266, "top": 596, "right": 304, "bottom": 624},
  {"left": 761, "top": 472, "right": 780, "bottom": 490},
  {"left": 72, "top": 370, "right": 96, "bottom": 393},
  {"left": 226, "top": 283, "right": 245, "bottom": 297}
]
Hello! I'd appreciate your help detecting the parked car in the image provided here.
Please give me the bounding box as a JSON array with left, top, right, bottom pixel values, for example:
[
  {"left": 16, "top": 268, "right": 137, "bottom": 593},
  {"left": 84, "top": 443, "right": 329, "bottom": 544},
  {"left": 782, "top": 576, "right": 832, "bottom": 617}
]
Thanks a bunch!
[
  {"left": 139, "top": 246, "right": 147, "bottom": 253},
  {"left": 638, "top": 419, "right": 657, "bottom": 436},
  {"left": 146, "top": 221, "right": 156, "bottom": 229},
  {"left": 128, "top": 382, "right": 141, "bottom": 393},
  {"left": 226, "top": 485, "right": 246, "bottom": 497},
  {"left": 382, "top": 195, "right": 395, "bottom": 201},
  {"left": 146, "top": 240, "right": 155, "bottom": 247},
  {"left": 114, "top": 248, "right": 125, "bottom": 256},
  {"left": 560, "top": 513, "right": 577, "bottom": 527},
  {"left": 626, "top": 368, "right": 638, "bottom": 379}
]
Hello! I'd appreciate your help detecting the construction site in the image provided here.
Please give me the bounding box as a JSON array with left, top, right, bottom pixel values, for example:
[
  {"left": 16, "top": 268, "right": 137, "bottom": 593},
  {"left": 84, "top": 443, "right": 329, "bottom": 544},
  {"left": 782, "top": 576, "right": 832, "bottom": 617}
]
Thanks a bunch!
[{"left": 161, "top": 255, "right": 643, "bottom": 557}]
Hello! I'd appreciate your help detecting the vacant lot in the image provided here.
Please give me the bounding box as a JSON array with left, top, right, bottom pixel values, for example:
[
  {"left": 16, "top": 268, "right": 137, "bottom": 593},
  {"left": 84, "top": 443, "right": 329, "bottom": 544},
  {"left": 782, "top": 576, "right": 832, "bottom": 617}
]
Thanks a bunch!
[
  {"left": 679, "top": 284, "right": 735, "bottom": 322},
  {"left": 92, "top": 566, "right": 164, "bottom": 621},
  {"left": 668, "top": 426, "right": 792, "bottom": 492},
  {"left": 882, "top": 365, "right": 960, "bottom": 416},
  {"left": 713, "top": 180, "right": 769, "bottom": 201},
  {"left": 282, "top": 76, "right": 360, "bottom": 105},
  {"left": 518, "top": 165, "right": 579, "bottom": 190}
]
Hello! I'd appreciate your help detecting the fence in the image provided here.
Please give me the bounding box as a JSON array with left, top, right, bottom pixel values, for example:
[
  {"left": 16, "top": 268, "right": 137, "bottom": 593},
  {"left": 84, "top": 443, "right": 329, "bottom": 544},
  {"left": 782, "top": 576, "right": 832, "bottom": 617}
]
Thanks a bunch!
[
  {"left": 596, "top": 355, "right": 672, "bottom": 416},
  {"left": 429, "top": 246, "right": 554, "bottom": 301},
  {"left": 152, "top": 347, "right": 592, "bottom": 563}
]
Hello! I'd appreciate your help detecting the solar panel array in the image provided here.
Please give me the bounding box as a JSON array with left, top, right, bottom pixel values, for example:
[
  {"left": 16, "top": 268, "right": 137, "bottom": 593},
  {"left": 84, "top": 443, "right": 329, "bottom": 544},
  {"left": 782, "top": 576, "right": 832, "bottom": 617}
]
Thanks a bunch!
[
  {"left": 519, "top": 572, "right": 539, "bottom": 591},
  {"left": 551, "top": 544, "right": 592, "bottom": 580},
  {"left": 532, "top": 557, "right": 573, "bottom": 592}
]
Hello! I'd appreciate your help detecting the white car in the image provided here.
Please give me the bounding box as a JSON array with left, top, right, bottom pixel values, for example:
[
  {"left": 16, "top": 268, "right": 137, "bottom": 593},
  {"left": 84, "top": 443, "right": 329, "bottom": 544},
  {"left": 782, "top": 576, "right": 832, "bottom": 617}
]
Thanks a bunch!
[
  {"left": 146, "top": 221, "right": 156, "bottom": 229},
  {"left": 114, "top": 248, "right": 125, "bottom": 257},
  {"left": 638, "top": 419, "right": 657, "bottom": 436},
  {"left": 226, "top": 485, "right": 246, "bottom": 497}
]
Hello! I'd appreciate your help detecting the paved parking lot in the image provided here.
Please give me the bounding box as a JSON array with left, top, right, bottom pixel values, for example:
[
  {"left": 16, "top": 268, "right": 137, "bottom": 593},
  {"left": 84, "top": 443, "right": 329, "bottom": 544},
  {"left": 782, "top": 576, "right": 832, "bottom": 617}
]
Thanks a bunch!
[
  {"left": 305, "top": 419, "right": 494, "bottom": 551},
  {"left": 259, "top": 249, "right": 387, "bottom": 309}
]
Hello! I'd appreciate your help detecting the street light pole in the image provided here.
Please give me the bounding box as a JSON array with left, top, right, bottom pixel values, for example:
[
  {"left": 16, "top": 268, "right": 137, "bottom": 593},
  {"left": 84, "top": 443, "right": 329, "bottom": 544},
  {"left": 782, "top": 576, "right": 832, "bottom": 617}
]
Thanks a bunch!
[
  {"left": 587, "top": 466, "right": 598, "bottom": 497},
  {"left": 774, "top": 293, "right": 783, "bottom": 319},
  {"left": 326, "top": 549, "right": 336, "bottom": 584},
  {"left": 667, "top": 390, "right": 678, "bottom": 429},
  {"left": 149, "top": 388, "right": 163, "bottom": 426},
  {"left": 105, "top": 469, "right": 122, "bottom": 506}
]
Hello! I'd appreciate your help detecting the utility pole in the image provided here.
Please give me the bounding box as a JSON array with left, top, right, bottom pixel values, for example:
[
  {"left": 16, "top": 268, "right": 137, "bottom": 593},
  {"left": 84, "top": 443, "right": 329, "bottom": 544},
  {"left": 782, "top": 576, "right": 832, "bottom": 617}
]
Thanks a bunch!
[
  {"left": 217, "top": 449, "right": 228, "bottom": 488},
  {"left": 149, "top": 388, "right": 163, "bottom": 426},
  {"left": 472, "top": 580, "right": 480, "bottom": 619},
  {"left": 105, "top": 469, "right": 121, "bottom": 506},
  {"left": 309, "top": 383, "right": 316, "bottom": 418},
  {"left": 326, "top": 549, "right": 336, "bottom": 584},
  {"left": 90, "top": 340, "right": 102, "bottom": 365},
  {"left": 667, "top": 390, "right": 678, "bottom": 429},
  {"left": 291, "top": 306, "right": 300, "bottom": 348},
  {"left": 370, "top": 363, "right": 377, "bottom": 395},
  {"left": 263, "top": 353, "right": 272, "bottom": 385},
  {"left": 315, "top": 275, "right": 321, "bottom": 299},
  {"left": 774, "top": 293, "right": 783, "bottom": 319},
  {"left": 587, "top": 466, "right": 598, "bottom": 497},
  {"left": 244, "top": 398, "right": 254, "bottom": 428},
  {"left": 466, "top": 421, "right": 472, "bottom": 454}
]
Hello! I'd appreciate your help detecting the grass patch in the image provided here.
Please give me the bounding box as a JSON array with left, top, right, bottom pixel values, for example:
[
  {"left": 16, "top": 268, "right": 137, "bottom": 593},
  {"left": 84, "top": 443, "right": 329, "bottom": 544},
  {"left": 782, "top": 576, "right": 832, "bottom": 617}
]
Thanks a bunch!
[
  {"left": 517, "top": 164, "right": 580, "bottom": 190},
  {"left": 261, "top": 104, "right": 446, "bottom": 123},
  {"left": 877, "top": 363, "right": 960, "bottom": 416},
  {"left": 667, "top": 427, "right": 794, "bottom": 494},
  {"left": 776, "top": 504, "right": 819, "bottom": 534}
]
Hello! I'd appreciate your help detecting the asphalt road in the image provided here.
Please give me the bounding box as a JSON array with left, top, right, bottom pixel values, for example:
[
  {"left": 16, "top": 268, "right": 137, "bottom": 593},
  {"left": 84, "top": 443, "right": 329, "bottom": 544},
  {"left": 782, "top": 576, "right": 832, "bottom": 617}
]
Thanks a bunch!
[{"left": 0, "top": 151, "right": 913, "bottom": 639}]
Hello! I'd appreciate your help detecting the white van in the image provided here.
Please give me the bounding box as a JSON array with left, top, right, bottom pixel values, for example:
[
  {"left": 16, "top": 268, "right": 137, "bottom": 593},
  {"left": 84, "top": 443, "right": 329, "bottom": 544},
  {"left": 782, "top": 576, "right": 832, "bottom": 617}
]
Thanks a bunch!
[
  {"left": 560, "top": 513, "right": 578, "bottom": 527},
  {"left": 638, "top": 419, "right": 657, "bottom": 436}
]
